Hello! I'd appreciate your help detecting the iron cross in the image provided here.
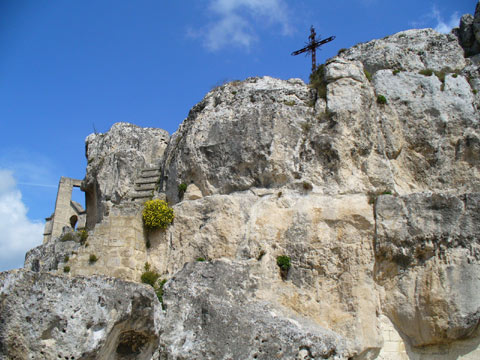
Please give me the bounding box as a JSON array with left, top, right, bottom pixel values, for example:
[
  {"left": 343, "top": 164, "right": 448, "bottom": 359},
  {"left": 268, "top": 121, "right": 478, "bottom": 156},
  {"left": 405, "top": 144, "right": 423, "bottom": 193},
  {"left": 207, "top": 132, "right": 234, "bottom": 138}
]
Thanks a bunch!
[{"left": 291, "top": 26, "right": 335, "bottom": 72}]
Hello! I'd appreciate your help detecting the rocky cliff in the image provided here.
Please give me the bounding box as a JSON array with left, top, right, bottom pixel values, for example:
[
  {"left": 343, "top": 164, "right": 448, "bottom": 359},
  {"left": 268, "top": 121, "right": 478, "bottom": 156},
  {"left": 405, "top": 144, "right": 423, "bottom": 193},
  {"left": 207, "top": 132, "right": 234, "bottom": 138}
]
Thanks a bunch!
[{"left": 3, "top": 4, "right": 480, "bottom": 360}]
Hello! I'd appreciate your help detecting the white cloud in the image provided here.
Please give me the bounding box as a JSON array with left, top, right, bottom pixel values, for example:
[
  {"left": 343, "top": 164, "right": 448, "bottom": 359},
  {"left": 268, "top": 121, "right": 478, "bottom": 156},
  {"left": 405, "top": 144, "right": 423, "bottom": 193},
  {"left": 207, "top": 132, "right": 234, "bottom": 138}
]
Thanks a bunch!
[
  {"left": 0, "top": 170, "right": 44, "bottom": 271},
  {"left": 431, "top": 6, "right": 460, "bottom": 33},
  {"left": 196, "top": 0, "right": 292, "bottom": 51}
]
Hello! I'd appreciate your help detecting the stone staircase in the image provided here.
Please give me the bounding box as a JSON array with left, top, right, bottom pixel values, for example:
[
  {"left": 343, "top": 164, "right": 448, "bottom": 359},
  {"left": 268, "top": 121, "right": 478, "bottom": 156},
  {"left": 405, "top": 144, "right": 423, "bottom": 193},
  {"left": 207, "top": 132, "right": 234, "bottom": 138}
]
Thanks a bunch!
[{"left": 130, "top": 166, "right": 161, "bottom": 201}]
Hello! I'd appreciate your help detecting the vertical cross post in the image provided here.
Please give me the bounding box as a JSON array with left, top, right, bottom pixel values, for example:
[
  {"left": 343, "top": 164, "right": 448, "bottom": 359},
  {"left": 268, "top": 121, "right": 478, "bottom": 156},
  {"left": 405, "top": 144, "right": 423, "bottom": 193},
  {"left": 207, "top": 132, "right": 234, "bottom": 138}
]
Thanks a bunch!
[{"left": 309, "top": 26, "right": 317, "bottom": 72}]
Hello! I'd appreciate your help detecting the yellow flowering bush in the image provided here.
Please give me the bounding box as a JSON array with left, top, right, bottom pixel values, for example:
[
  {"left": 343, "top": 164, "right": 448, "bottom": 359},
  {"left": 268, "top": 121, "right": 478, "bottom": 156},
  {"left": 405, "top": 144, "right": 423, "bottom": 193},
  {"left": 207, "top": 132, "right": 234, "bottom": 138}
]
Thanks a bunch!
[{"left": 142, "top": 199, "right": 174, "bottom": 230}]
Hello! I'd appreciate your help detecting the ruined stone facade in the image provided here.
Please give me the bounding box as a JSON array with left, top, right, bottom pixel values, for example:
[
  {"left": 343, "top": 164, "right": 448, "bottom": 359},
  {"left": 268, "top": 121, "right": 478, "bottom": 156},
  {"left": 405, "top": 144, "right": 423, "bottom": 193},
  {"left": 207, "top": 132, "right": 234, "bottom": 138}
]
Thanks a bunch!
[{"left": 43, "top": 177, "right": 85, "bottom": 243}]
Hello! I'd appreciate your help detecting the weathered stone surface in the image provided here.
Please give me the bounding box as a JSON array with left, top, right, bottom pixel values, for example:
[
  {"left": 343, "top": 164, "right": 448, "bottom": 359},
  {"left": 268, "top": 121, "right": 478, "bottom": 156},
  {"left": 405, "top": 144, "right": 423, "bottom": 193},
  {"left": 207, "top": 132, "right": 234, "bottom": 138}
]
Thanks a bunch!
[
  {"left": 340, "top": 29, "right": 466, "bottom": 73},
  {"left": 83, "top": 122, "right": 169, "bottom": 226},
  {"left": 147, "top": 191, "right": 381, "bottom": 357},
  {"left": 0, "top": 269, "right": 161, "bottom": 360},
  {"left": 24, "top": 227, "right": 82, "bottom": 273},
  {"left": 375, "top": 193, "right": 480, "bottom": 347},
  {"left": 183, "top": 183, "right": 203, "bottom": 200},
  {"left": 162, "top": 57, "right": 479, "bottom": 206},
  {"left": 162, "top": 77, "right": 321, "bottom": 203},
  {"left": 160, "top": 259, "right": 349, "bottom": 359},
  {"left": 475, "top": 1, "right": 480, "bottom": 44}
]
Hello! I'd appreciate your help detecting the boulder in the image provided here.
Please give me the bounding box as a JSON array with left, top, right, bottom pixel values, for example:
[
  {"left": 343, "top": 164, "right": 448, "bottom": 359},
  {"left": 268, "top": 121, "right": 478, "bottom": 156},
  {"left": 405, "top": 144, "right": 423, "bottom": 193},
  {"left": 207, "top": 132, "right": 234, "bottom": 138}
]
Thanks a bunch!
[{"left": 0, "top": 269, "right": 162, "bottom": 359}]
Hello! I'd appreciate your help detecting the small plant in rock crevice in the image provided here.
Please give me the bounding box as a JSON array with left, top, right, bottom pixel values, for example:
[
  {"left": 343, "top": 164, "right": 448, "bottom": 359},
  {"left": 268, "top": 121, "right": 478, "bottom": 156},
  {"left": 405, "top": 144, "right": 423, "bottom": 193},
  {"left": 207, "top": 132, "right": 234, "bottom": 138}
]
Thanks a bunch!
[
  {"left": 60, "top": 232, "right": 75, "bottom": 242},
  {"left": 178, "top": 183, "right": 187, "bottom": 199},
  {"left": 364, "top": 69, "right": 372, "bottom": 82},
  {"left": 309, "top": 64, "right": 327, "bottom": 100},
  {"left": 79, "top": 229, "right": 88, "bottom": 244},
  {"left": 63, "top": 266, "right": 70, "bottom": 273},
  {"left": 377, "top": 95, "right": 387, "bottom": 105},
  {"left": 302, "top": 181, "right": 313, "bottom": 191},
  {"left": 276, "top": 255, "right": 291, "bottom": 280},
  {"left": 141, "top": 270, "right": 160, "bottom": 287},
  {"left": 89, "top": 254, "right": 98, "bottom": 264},
  {"left": 141, "top": 264, "right": 167, "bottom": 309}
]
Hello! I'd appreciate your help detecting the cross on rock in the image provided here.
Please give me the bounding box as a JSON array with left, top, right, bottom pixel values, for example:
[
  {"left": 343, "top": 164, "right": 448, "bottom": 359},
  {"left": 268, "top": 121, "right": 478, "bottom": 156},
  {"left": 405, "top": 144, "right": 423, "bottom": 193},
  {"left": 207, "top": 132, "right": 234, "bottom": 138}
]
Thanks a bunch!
[{"left": 291, "top": 26, "right": 335, "bottom": 72}]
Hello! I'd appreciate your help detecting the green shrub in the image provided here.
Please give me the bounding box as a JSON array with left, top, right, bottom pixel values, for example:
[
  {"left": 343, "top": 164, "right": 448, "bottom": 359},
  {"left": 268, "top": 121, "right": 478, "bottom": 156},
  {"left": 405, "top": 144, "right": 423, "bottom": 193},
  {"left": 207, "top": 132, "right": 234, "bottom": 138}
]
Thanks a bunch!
[
  {"left": 364, "top": 69, "right": 372, "bottom": 82},
  {"left": 301, "top": 122, "right": 312, "bottom": 133},
  {"left": 284, "top": 100, "right": 296, "bottom": 106},
  {"left": 419, "top": 69, "right": 433, "bottom": 76},
  {"left": 337, "top": 48, "right": 347, "bottom": 55},
  {"left": 141, "top": 268, "right": 167, "bottom": 309},
  {"left": 309, "top": 64, "right": 327, "bottom": 99},
  {"left": 64, "top": 255, "right": 69, "bottom": 263},
  {"left": 276, "top": 255, "right": 291, "bottom": 271},
  {"left": 89, "top": 254, "right": 98, "bottom": 264},
  {"left": 79, "top": 229, "right": 88, "bottom": 244},
  {"left": 302, "top": 181, "right": 313, "bottom": 191},
  {"left": 196, "top": 257, "right": 206, "bottom": 262},
  {"left": 276, "top": 255, "right": 291, "bottom": 280},
  {"left": 178, "top": 183, "right": 188, "bottom": 198},
  {"left": 377, "top": 95, "right": 387, "bottom": 105},
  {"left": 393, "top": 69, "right": 401, "bottom": 75},
  {"left": 155, "top": 279, "right": 167, "bottom": 309},
  {"left": 63, "top": 266, "right": 70, "bottom": 273},
  {"left": 141, "top": 270, "right": 160, "bottom": 287},
  {"left": 142, "top": 199, "right": 174, "bottom": 230},
  {"left": 60, "top": 232, "right": 75, "bottom": 242},
  {"left": 474, "top": 89, "right": 478, "bottom": 95}
]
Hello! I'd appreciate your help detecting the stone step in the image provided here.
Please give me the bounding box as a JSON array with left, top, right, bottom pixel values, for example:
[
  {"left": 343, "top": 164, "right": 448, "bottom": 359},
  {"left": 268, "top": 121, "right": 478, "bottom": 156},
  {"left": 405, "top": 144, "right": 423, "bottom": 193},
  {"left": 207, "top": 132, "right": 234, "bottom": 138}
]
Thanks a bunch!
[
  {"left": 140, "top": 168, "right": 161, "bottom": 176},
  {"left": 135, "top": 178, "right": 159, "bottom": 185},
  {"left": 135, "top": 183, "right": 156, "bottom": 191},
  {"left": 131, "top": 190, "right": 154, "bottom": 200}
]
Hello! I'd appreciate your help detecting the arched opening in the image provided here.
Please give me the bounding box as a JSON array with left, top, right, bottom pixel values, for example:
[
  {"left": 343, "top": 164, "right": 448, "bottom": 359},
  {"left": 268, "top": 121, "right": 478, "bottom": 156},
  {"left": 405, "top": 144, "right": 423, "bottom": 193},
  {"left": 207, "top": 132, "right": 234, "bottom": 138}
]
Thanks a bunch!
[{"left": 70, "top": 215, "right": 78, "bottom": 229}]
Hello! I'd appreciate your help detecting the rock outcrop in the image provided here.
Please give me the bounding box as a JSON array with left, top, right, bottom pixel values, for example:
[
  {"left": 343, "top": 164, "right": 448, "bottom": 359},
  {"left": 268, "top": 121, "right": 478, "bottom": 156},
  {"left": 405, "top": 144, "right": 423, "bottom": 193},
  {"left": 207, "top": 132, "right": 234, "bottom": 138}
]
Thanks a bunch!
[
  {"left": 83, "top": 122, "right": 169, "bottom": 226},
  {"left": 0, "top": 270, "right": 161, "bottom": 360},
  {"left": 454, "top": 1, "right": 480, "bottom": 56},
  {"left": 3, "top": 3, "right": 480, "bottom": 359}
]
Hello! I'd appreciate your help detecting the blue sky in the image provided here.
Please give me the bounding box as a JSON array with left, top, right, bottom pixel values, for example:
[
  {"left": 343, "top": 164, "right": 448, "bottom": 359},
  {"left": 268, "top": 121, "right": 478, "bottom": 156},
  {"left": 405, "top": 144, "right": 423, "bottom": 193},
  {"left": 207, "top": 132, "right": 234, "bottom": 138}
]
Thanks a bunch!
[{"left": 0, "top": 0, "right": 475, "bottom": 271}]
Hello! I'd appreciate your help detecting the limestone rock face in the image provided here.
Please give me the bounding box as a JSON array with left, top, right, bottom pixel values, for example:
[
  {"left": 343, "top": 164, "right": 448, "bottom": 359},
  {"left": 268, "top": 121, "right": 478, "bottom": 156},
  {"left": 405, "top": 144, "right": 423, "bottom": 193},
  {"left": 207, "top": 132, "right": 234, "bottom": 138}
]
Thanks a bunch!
[
  {"left": 148, "top": 191, "right": 381, "bottom": 358},
  {"left": 340, "top": 29, "right": 466, "bottom": 72},
  {"left": 375, "top": 193, "right": 480, "bottom": 347},
  {"left": 0, "top": 269, "right": 161, "bottom": 360},
  {"left": 162, "top": 77, "right": 320, "bottom": 203},
  {"left": 83, "top": 122, "right": 169, "bottom": 225},
  {"left": 162, "top": 29, "right": 479, "bottom": 204},
  {"left": 160, "top": 260, "right": 349, "bottom": 360}
]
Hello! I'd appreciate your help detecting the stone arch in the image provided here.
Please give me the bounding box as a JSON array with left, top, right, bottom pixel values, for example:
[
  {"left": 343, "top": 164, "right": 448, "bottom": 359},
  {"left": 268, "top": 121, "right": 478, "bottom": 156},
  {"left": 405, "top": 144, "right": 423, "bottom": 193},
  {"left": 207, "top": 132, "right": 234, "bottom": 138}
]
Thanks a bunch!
[{"left": 70, "top": 215, "right": 78, "bottom": 229}]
